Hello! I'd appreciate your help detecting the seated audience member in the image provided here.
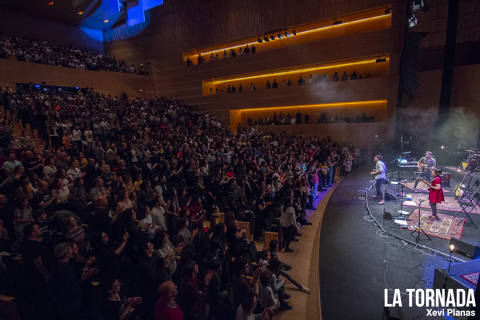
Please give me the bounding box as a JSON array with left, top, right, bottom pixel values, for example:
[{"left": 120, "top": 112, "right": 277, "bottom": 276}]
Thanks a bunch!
[
  {"left": 0, "top": 83, "right": 360, "bottom": 320},
  {"left": 155, "top": 280, "right": 183, "bottom": 320},
  {"left": 0, "top": 33, "right": 150, "bottom": 74},
  {"left": 102, "top": 279, "right": 142, "bottom": 320}
]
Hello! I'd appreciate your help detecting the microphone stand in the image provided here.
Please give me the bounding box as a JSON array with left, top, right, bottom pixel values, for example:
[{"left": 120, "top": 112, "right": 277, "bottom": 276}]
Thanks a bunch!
[{"left": 410, "top": 199, "right": 431, "bottom": 242}]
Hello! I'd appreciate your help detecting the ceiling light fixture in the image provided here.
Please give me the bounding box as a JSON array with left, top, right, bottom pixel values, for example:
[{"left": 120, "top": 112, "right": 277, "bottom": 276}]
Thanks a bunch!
[{"left": 104, "top": 19, "right": 109, "bottom": 23}]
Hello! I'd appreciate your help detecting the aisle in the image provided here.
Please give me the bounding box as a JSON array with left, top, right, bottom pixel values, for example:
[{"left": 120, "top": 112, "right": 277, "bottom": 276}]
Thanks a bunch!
[{"left": 319, "top": 169, "right": 386, "bottom": 320}]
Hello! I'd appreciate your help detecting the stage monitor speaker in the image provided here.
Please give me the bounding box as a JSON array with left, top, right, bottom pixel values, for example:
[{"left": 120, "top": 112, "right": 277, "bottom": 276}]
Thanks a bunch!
[
  {"left": 450, "top": 238, "right": 480, "bottom": 259},
  {"left": 385, "top": 184, "right": 398, "bottom": 201}
]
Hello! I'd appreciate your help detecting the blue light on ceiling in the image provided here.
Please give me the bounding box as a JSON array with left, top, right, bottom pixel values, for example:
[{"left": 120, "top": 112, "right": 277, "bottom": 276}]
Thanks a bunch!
[
  {"left": 80, "top": 0, "right": 163, "bottom": 42},
  {"left": 80, "top": 26, "right": 104, "bottom": 42}
]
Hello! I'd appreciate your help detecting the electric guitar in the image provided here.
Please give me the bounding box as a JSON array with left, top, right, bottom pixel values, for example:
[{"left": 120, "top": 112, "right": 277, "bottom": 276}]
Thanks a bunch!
[
  {"left": 418, "top": 162, "right": 428, "bottom": 171},
  {"left": 418, "top": 178, "right": 431, "bottom": 189}
]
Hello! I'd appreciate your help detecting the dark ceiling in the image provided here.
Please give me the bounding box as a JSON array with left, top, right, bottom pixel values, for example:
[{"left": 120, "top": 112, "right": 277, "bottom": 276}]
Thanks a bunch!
[{"left": 1, "top": 0, "right": 100, "bottom": 26}]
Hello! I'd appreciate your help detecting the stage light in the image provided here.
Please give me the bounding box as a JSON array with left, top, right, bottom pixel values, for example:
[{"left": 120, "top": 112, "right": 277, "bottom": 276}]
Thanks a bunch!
[
  {"left": 48, "top": 1, "right": 54, "bottom": 6},
  {"left": 104, "top": 19, "right": 109, "bottom": 23},
  {"left": 257, "top": 38, "right": 262, "bottom": 43},
  {"left": 264, "top": 36, "right": 269, "bottom": 42},
  {"left": 284, "top": 32, "right": 289, "bottom": 37},
  {"left": 270, "top": 35, "right": 275, "bottom": 41},
  {"left": 408, "top": 14, "right": 418, "bottom": 28},
  {"left": 448, "top": 243, "right": 455, "bottom": 274},
  {"left": 441, "top": 145, "right": 445, "bottom": 150},
  {"left": 277, "top": 34, "right": 283, "bottom": 39},
  {"left": 34, "top": 84, "right": 41, "bottom": 88},
  {"left": 78, "top": 11, "right": 84, "bottom": 15},
  {"left": 292, "top": 29, "right": 296, "bottom": 36}
]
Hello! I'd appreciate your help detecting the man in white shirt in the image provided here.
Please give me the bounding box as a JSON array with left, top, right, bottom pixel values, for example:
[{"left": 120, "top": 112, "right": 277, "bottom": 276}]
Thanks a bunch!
[{"left": 371, "top": 154, "right": 387, "bottom": 205}]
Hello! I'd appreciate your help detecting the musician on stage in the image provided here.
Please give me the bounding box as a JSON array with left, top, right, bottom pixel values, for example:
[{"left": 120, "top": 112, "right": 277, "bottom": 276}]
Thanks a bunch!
[
  {"left": 371, "top": 154, "right": 387, "bottom": 205},
  {"left": 423, "top": 168, "right": 444, "bottom": 221},
  {"left": 413, "top": 151, "right": 436, "bottom": 191}
]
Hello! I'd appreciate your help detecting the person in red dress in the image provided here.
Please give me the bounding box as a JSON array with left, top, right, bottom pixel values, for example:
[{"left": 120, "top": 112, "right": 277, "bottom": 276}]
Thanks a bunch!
[
  {"left": 154, "top": 281, "right": 183, "bottom": 320},
  {"left": 426, "top": 168, "right": 444, "bottom": 221}
]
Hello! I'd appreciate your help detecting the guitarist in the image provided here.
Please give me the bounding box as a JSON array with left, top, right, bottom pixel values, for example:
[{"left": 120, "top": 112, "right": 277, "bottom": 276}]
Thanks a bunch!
[
  {"left": 422, "top": 168, "right": 444, "bottom": 221},
  {"left": 371, "top": 154, "right": 387, "bottom": 205},
  {"left": 413, "top": 151, "right": 436, "bottom": 191}
]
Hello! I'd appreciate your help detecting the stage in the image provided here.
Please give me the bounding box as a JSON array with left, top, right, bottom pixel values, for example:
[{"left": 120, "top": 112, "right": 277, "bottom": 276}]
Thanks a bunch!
[{"left": 319, "top": 166, "right": 480, "bottom": 320}]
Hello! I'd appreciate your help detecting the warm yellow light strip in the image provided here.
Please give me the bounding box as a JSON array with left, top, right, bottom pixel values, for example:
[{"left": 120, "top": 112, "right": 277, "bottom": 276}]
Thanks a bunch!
[
  {"left": 238, "top": 100, "right": 387, "bottom": 113},
  {"left": 188, "top": 13, "right": 391, "bottom": 58},
  {"left": 210, "top": 57, "right": 389, "bottom": 85}
]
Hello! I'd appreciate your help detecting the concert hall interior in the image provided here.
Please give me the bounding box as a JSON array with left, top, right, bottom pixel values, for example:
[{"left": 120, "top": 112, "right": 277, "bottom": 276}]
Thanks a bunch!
[{"left": 0, "top": 0, "right": 479, "bottom": 320}]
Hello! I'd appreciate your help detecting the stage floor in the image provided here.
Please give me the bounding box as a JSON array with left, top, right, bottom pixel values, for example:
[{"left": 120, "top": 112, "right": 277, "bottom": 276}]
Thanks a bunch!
[{"left": 319, "top": 167, "right": 480, "bottom": 320}]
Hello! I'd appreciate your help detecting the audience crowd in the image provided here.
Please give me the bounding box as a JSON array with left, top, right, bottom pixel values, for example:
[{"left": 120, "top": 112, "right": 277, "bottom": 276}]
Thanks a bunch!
[
  {"left": 0, "top": 34, "right": 150, "bottom": 75},
  {"left": 185, "top": 45, "right": 257, "bottom": 66},
  {"left": 248, "top": 111, "right": 375, "bottom": 126},
  {"left": 0, "top": 84, "right": 361, "bottom": 320},
  {"left": 212, "top": 71, "right": 372, "bottom": 95}
]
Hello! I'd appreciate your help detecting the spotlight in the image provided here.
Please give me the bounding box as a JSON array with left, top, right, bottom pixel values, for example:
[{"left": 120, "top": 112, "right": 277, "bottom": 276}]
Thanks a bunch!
[
  {"left": 48, "top": 1, "right": 54, "bottom": 6},
  {"left": 441, "top": 145, "right": 445, "bottom": 150},
  {"left": 284, "top": 31, "right": 289, "bottom": 37},
  {"left": 408, "top": 14, "right": 418, "bottom": 28},
  {"left": 270, "top": 35, "right": 275, "bottom": 41},
  {"left": 104, "top": 19, "right": 109, "bottom": 23},
  {"left": 257, "top": 38, "right": 262, "bottom": 43},
  {"left": 264, "top": 36, "right": 269, "bottom": 42},
  {"left": 448, "top": 243, "right": 455, "bottom": 274},
  {"left": 411, "top": 0, "right": 425, "bottom": 12},
  {"left": 277, "top": 33, "right": 283, "bottom": 39},
  {"left": 292, "top": 29, "right": 296, "bottom": 36},
  {"left": 34, "top": 84, "right": 41, "bottom": 88},
  {"left": 78, "top": 11, "right": 84, "bottom": 15}
]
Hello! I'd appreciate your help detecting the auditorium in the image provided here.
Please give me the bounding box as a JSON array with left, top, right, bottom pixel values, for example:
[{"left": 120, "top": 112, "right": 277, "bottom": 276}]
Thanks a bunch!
[{"left": 0, "top": 0, "right": 479, "bottom": 319}]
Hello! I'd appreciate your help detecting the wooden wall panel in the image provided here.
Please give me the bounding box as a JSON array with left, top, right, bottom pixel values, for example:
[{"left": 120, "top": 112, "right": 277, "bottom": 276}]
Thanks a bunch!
[{"left": 0, "top": 58, "right": 156, "bottom": 97}]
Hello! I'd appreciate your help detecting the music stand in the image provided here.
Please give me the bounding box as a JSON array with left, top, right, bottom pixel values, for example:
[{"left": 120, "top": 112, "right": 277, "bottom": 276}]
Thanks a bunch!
[
  {"left": 410, "top": 199, "right": 431, "bottom": 242},
  {"left": 455, "top": 193, "right": 480, "bottom": 228}
]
